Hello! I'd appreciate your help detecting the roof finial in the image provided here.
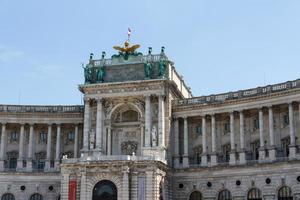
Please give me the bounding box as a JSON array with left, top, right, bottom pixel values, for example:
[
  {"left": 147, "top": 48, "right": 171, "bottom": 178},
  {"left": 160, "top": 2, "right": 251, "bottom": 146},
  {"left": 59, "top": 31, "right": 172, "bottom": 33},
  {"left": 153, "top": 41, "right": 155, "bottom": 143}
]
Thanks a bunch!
[{"left": 127, "top": 28, "right": 131, "bottom": 41}]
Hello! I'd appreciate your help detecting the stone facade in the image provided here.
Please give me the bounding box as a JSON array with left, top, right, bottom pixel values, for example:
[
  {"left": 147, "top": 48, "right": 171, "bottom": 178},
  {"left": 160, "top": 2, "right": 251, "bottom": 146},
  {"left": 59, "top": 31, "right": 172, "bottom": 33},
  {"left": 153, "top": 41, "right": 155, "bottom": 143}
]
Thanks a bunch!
[{"left": 0, "top": 46, "right": 300, "bottom": 200}]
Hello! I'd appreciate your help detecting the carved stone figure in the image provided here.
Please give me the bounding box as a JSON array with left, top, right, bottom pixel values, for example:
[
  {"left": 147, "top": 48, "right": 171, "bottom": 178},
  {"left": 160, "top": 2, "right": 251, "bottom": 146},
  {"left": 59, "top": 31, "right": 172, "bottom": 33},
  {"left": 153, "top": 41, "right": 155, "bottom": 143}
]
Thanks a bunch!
[
  {"left": 151, "top": 126, "right": 158, "bottom": 147},
  {"left": 144, "top": 62, "right": 152, "bottom": 79},
  {"left": 121, "top": 141, "right": 138, "bottom": 155},
  {"left": 97, "top": 66, "right": 106, "bottom": 83},
  {"left": 158, "top": 59, "right": 167, "bottom": 78},
  {"left": 84, "top": 65, "right": 92, "bottom": 84},
  {"left": 89, "top": 129, "right": 95, "bottom": 149}
]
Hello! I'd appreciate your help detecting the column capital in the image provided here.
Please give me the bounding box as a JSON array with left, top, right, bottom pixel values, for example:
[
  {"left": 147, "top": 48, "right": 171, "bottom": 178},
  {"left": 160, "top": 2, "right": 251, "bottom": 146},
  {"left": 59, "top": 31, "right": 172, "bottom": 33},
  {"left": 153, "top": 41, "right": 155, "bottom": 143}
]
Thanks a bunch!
[
  {"left": 28, "top": 123, "right": 35, "bottom": 126},
  {"left": 47, "top": 123, "right": 53, "bottom": 126},
  {"left": 96, "top": 97, "right": 103, "bottom": 103},
  {"left": 238, "top": 110, "right": 245, "bottom": 114},
  {"left": 19, "top": 123, "right": 25, "bottom": 126},
  {"left": 229, "top": 111, "right": 235, "bottom": 116},
  {"left": 144, "top": 94, "right": 152, "bottom": 98},
  {"left": 182, "top": 115, "right": 188, "bottom": 120},
  {"left": 0, "top": 122, "right": 7, "bottom": 126},
  {"left": 56, "top": 123, "right": 62, "bottom": 127},
  {"left": 158, "top": 94, "right": 166, "bottom": 99},
  {"left": 83, "top": 96, "right": 91, "bottom": 101},
  {"left": 200, "top": 114, "right": 207, "bottom": 118}
]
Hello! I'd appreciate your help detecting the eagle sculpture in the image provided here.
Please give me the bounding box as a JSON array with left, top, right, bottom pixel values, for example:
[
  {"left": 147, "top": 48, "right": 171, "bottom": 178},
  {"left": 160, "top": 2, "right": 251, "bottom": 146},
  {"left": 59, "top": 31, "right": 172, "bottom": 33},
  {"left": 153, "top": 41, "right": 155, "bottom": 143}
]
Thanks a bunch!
[{"left": 113, "top": 41, "right": 140, "bottom": 54}]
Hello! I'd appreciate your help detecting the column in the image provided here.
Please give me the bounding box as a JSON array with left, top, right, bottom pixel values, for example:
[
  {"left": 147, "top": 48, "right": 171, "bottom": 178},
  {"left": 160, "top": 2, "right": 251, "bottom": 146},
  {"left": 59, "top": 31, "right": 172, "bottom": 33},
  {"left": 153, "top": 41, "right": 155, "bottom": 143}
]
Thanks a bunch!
[
  {"left": 17, "top": 123, "right": 25, "bottom": 170},
  {"left": 61, "top": 174, "right": 69, "bottom": 200},
  {"left": 55, "top": 124, "right": 61, "bottom": 169},
  {"left": 173, "top": 118, "right": 180, "bottom": 168},
  {"left": 158, "top": 95, "right": 165, "bottom": 147},
  {"left": 122, "top": 166, "right": 130, "bottom": 200},
  {"left": 145, "top": 95, "right": 152, "bottom": 147},
  {"left": 288, "top": 103, "right": 296, "bottom": 159},
  {"left": 27, "top": 123, "right": 34, "bottom": 171},
  {"left": 107, "top": 127, "right": 112, "bottom": 155},
  {"left": 96, "top": 98, "right": 103, "bottom": 153},
  {"left": 80, "top": 173, "right": 87, "bottom": 200},
  {"left": 45, "top": 124, "right": 52, "bottom": 170},
  {"left": 73, "top": 124, "right": 79, "bottom": 158},
  {"left": 229, "top": 112, "right": 236, "bottom": 165},
  {"left": 182, "top": 117, "right": 189, "bottom": 168},
  {"left": 201, "top": 116, "right": 208, "bottom": 166},
  {"left": 145, "top": 171, "right": 154, "bottom": 200},
  {"left": 258, "top": 109, "right": 265, "bottom": 161},
  {"left": 82, "top": 97, "right": 90, "bottom": 152},
  {"left": 268, "top": 106, "right": 276, "bottom": 161},
  {"left": 0, "top": 123, "right": 7, "bottom": 170},
  {"left": 140, "top": 124, "right": 144, "bottom": 149},
  {"left": 211, "top": 114, "right": 217, "bottom": 166},
  {"left": 239, "top": 111, "right": 246, "bottom": 164}
]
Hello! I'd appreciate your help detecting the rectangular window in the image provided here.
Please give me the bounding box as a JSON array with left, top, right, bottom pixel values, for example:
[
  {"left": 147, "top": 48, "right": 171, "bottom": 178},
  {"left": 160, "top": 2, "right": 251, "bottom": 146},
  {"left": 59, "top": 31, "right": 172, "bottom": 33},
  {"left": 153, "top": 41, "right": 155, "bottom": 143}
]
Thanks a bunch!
[
  {"left": 40, "top": 132, "right": 47, "bottom": 143},
  {"left": 223, "top": 122, "right": 230, "bottom": 135},
  {"left": 283, "top": 114, "right": 289, "bottom": 127},
  {"left": 68, "top": 132, "right": 75, "bottom": 142},
  {"left": 253, "top": 118, "right": 259, "bottom": 130},
  {"left": 196, "top": 126, "right": 202, "bottom": 135},
  {"left": 10, "top": 131, "right": 18, "bottom": 142}
]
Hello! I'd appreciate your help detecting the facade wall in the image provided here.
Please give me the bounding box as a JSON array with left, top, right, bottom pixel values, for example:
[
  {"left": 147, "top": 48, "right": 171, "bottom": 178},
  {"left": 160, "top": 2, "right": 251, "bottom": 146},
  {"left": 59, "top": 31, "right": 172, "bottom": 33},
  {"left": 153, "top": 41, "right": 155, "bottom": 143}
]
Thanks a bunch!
[{"left": 173, "top": 162, "right": 300, "bottom": 200}]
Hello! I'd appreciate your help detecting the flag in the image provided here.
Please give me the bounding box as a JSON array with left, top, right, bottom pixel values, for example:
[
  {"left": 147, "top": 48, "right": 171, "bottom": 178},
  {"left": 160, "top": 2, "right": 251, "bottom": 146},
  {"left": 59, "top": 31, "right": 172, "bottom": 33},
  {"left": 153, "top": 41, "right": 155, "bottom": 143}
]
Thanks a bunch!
[{"left": 128, "top": 28, "right": 131, "bottom": 37}]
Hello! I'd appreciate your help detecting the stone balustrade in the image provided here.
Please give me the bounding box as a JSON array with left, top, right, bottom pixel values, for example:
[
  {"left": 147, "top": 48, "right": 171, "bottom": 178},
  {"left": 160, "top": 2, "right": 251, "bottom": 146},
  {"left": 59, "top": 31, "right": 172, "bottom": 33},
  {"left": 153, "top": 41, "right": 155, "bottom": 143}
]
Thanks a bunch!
[
  {"left": 0, "top": 105, "right": 84, "bottom": 113},
  {"left": 174, "top": 79, "right": 300, "bottom": 106}
]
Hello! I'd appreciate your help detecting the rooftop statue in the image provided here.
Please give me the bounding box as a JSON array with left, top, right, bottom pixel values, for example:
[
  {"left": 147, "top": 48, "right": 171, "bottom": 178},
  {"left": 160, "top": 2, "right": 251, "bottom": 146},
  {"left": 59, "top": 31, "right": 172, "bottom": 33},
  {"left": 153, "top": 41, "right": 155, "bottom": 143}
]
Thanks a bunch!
[
  {"left": 112, "top": 28, "right": 142, "bottom": 60},
  {"left": 112, "top": 41, "right": 142, "bottom": 60},
  {"left": 113, "top": 41, "right": 140, "bottom": 54}
]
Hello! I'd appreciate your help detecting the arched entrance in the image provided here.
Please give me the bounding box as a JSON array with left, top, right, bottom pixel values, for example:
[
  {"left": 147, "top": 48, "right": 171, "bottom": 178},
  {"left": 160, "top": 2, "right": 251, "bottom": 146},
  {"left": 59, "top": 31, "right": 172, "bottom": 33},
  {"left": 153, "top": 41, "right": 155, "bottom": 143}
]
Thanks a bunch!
[
  {"left": 189, "top": 191, "right": 202, "bottom": 200},
  {"left": 218, "top": 190, "right": 232, "bottom": 200},
  {"left": 248, "top": 188, "right": 262, "bottom": 200},
  {"left": 93, "top": 180, "right": 117, "bottom": 200},
  {"left": 278, "top": 186, "right": 293, "bottom": 200}
]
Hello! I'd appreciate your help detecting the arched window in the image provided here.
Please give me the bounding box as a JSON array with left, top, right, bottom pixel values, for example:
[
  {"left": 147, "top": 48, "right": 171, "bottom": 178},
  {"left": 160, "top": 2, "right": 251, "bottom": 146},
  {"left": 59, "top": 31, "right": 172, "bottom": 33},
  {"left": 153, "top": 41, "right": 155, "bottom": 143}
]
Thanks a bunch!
[
  {"left": 121, "top": 110, "right": 138, "bottom": 122},
  {"left": 189, "top": 191, "right": 202, "bottom": 200},
  {"left": 30, "top": 193, "right": 43, "bottom": 200},
  {"left": 1, "top": 193, "right": 15, "bottom": 200},
  {"left": 93, "top": 180, "right": 117, "bottom": 200},
  {"left": 278, "top": 186, "right": 293, "bottom": 200},
  {"left": 248, "top": 188, "right": 262, "bottom": 200},
  {"left": 218, "top": 190, "right": 232, "bottom": 200}
]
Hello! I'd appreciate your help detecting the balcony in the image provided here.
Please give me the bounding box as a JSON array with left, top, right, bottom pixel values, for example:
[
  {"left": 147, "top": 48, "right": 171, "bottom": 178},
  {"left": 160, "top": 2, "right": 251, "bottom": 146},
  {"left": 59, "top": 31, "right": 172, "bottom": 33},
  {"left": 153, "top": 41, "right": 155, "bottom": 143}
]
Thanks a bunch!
[{"left": 62, "top": 154, "right": 167, "bottom": 164}]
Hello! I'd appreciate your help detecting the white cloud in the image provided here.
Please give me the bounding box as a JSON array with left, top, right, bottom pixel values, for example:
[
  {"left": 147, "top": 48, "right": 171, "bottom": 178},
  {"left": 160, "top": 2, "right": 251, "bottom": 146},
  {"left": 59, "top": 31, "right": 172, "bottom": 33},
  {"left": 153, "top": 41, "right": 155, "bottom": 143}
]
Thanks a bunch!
[{"left": 0, "top": 46, "right": 24, "bottom": 62}]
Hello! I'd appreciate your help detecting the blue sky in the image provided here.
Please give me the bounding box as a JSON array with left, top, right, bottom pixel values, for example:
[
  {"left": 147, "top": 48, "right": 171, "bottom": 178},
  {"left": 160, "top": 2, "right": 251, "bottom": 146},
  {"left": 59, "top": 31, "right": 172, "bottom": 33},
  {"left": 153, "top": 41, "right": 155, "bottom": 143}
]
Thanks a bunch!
[{"left": 0, "top": 0, "right": 300, "bottom": 105}]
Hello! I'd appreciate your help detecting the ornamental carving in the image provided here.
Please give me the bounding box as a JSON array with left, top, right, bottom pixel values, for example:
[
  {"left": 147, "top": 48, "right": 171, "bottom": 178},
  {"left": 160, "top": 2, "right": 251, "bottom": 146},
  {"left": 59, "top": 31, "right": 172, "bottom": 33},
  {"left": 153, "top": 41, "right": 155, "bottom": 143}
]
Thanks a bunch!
[
  {"left": 121, "top": 141, "right": 138, "bottom": 155},
  {"left": 193, "top": 145, "right": 203, "bottom": 154},
  {"left": 104, "top": 100, "right": 116, "bottom": 118}
]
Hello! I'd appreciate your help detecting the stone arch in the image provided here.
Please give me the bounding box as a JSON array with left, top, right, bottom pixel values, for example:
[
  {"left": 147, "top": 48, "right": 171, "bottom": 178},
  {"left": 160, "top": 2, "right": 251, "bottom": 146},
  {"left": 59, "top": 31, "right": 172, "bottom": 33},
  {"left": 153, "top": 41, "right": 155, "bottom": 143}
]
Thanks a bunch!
[
  {"left": 217, "top": 189, "right": 232, "bottom": 200},
  {"left": 247, "top": 188, "right": 262, "bottom": 200},
  {"left": 87, "top": 174, "right": 122, "bottom": 200},
  {"left": 187, "top": 190, "right": 202, "bottom": 200},
  {"left": 108, "top": 102, "right": 144, "bottom": 120},
  {"left": 1, "top": 193, "right": 15, "bottom": 200},
  {"left": 29, "top": 193, "right": 43, "bottom": 200},
  {"left": 92, "top": 180, "right": 117, "bottom": 200},
  {"left": 276, "top": 185, "right": 293, "bottom": 200}
]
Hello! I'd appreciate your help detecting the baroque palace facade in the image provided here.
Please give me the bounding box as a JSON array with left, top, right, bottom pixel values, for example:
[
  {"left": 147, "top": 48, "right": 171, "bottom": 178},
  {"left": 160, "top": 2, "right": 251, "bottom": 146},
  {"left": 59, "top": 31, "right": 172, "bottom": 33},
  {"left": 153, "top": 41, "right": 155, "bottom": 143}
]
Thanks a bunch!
[{"left": 0, "top": 42, "right": 300, "bottom": 200}]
